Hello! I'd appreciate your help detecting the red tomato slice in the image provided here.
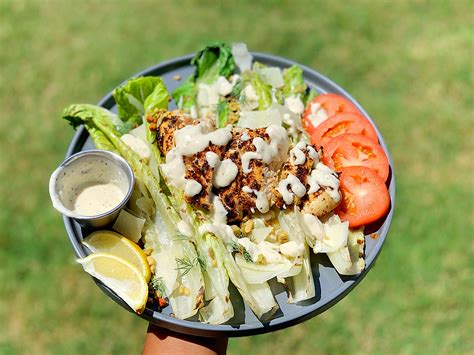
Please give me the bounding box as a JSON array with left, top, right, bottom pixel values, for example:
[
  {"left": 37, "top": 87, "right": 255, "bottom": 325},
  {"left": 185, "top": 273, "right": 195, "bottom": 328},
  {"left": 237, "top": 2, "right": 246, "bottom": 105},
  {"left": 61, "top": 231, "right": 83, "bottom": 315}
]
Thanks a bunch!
[
  {"left": 322, "top": 133, "right": 389, "bottom": 181},
  {"left": 303, "top": 93, "right": 361, "bottom": 134},
  {"left": 336, "top": 166, "right": 390, "bottom": 228},
  {"left": 310, "top": 112, "right": 379, "bottom": 148}
]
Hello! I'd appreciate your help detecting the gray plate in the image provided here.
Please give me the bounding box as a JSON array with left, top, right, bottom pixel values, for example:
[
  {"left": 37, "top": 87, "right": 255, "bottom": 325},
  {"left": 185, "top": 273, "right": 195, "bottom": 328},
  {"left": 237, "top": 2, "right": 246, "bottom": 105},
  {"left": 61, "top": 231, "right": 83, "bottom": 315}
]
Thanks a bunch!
[{"left": 63, "top": 53, "right": 395, "bottom": 337}]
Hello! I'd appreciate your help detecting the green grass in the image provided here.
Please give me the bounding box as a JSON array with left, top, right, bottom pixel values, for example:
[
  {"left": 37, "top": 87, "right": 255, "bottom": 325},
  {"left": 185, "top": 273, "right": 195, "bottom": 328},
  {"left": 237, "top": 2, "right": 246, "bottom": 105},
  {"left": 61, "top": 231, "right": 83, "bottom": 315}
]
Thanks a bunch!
[{"left": 0, "top": 0, "right": 472, "bottom": 354}]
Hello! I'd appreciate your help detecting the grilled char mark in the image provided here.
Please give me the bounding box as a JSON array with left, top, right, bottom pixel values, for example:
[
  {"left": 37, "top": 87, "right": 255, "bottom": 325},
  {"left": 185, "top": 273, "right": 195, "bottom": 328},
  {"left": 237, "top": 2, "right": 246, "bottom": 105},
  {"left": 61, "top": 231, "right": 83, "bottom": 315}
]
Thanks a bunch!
[
  {"left": 147, "top": 109, "right": 192, "bottom": 156},
  {"left": 219, "top": 128, "right": 270, "bottom": 223},
  {"left": 272, "top": 147, "right": 315, "bottom": 209},
  {"left": 183, "top": 144, "right": 226, "bottom": 210},
  {"left": 148, "top": 109, "right": 225, "bottom": 209}
]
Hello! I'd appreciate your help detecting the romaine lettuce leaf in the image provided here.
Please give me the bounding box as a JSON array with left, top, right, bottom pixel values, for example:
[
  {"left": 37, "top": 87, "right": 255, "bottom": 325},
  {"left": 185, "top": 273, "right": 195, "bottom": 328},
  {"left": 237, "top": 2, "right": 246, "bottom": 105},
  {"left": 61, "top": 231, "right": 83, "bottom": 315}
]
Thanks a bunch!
[
  {"left": 113, "top": 76, "right": 169, "bottom": 120},
  {"left": 282, "top": 65, "right": 307, "bottom": 98},
  {"left": 191, "top": 42, "right": 235, "bottom": 84},
  {"left": 242, "top": 71, "right": 272, "bottom": 110},
  {"left": 171, "top": 78, "right": 196, "bottom": 111}
]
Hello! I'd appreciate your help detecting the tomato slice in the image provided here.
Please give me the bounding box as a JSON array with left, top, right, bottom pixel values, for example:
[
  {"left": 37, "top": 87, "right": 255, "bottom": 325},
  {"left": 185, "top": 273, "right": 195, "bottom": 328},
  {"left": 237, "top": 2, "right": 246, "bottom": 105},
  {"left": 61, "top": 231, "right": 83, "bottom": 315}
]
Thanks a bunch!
[
  {"left": 336, "top": 166, "right": 390, "bottom": 228},
  {"left": 309, "top": 112, "right": 379, "bottom": 148},
  {"left": 303, "top": 93, "right": 361, "bottom": 134},
  {"left": 322, "top": 133, "right": 389, "bottom": 181}
]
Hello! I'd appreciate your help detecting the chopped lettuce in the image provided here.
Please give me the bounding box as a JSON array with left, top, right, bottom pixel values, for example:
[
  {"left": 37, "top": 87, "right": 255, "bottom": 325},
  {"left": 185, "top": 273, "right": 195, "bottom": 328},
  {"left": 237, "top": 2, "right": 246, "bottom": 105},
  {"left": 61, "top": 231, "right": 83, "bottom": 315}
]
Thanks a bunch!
[
  {"left": 113, "top": 76, "right": 169, "bottom": 119},
  {"left": 282, "top": 65, "right": 307, "bottom": 98},
  {"left": 171, "top": 78, "right": 196, "bottom": 111},
  {"left": 191, "top": 42, "right": 235, "bottom": 84},
  {"left": 216, "top": 99, "right": 230, "bottom": 128},
  {"left": 242, "top": 71, "right": 272, "bottom": 110}
]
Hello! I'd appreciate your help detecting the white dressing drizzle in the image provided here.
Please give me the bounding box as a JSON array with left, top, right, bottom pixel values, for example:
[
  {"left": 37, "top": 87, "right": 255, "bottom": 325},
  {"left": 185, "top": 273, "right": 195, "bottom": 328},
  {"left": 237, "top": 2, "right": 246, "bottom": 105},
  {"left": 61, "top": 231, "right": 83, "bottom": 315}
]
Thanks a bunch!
[
  {"left": 205, "top": 151, "right": 220, "bottom": 168},
  {"left": 161, "top": 124, "right": 233, "bottom": 190},
  {"left": 241, "top": 125, "right": 289, "bottom": 173},
  {"left": 290, "top": 142, "right": 307, "bottom": 165},
  {"left": 277, "top": 173, "right": 307, "bottom": 205},
  {"left": 241, "top": 131, "right": 251, "bottom": 141},
  {"left": 213, "top": 159, "right": 238, "bottom": 188},
  {"left": 177, "top": 221, "right": 193, "bottom": 238},
  {"left": 198, "top": 195, "right": 236, "bottom": 244},
  {"left": 184, "top": 179, "right": 202, "bottom": 197},
  {"left": 307, "top": 162, "right": 341, "bottom": 202},
  {"left": 285, "top": 95, "right": 305, "bottom": 115},
  {"left": 308, "top": 102, "right": 329, "bottom": 127},
  {"left": 241, "top": 186, "right": 269, "bottom": 213},
  {"left": 237, "top": 237, "right": 285, "bottom": 264}
]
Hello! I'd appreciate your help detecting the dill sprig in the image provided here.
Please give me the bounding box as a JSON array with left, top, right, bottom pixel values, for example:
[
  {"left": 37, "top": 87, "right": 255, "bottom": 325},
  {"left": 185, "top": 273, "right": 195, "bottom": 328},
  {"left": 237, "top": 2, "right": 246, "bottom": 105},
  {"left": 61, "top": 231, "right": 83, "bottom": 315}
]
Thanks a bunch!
[
  {"left": 150, "top": 276, "right": 167, "bottom": 297},
  {"left": 230, "top": 241, "right": 253, "bottom": 263},
  {"left": 175, "top": 256, "right": 206, "bottom": 276},
  {"left": 230, "top": 78, "right": 242, "bottom": 98}
]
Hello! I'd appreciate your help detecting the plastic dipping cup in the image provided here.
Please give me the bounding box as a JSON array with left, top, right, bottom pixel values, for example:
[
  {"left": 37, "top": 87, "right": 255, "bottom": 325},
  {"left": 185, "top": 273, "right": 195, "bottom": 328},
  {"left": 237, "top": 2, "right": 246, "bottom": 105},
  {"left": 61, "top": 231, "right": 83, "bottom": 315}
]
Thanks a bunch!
[{"left": 49, "top": 150, "right": 134, "bottom": 228}]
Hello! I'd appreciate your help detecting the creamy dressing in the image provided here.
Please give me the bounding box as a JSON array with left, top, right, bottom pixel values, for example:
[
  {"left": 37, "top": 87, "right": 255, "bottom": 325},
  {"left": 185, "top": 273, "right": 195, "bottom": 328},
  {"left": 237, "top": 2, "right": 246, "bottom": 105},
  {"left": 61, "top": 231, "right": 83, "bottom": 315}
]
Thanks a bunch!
[
  {"left": 308, "top": 102, "right": 329, "bottom": 127},
  {"left": 241, "top": 186, "right": 269, "bottom": 213},
  {"left": 237, "top": 237, "right": 286, "bottom": 264},
  {"left": 73, "top": 183, "right": 124, "bottom": 216},
  {"left": 307, "top": 162, "right": 340, "bottom": 202},
  {"left": 307, "top": 145, "right": 319, "bottom": 163},
  {"left": 290, "top": 142, "right": 307, "bottom": 165},
  {"left": 241, "top": 131, "right": 250, "bottom": 141},
  {"left": 285, "top": 95, "right": 305, "bottom": 115},
  {"left": 205, "top": 151, "right": 220, "bottom": 168},
  {"left": 277, "top": 173, "right": 307, "bottom": 205},
  {"left": 198, "top": 195, "right": 236, "bottom": 244},
  {"left": 184, "top": 179, "right": 202, "bottom": 197},
  {"left": 241, "top": 125, "right": 289, "bottom": 173},
  {"left": 213, "top": 159, "right": 238, "bottom": 188},
  {"left": 120, "top": 134, "right": 151, "bottom": 161},
  {"left": 177, "top": 221, "right": 193, "bottom": 238},
  {"left": 161, "top": 124, "right": 233, "bottom": 190}
]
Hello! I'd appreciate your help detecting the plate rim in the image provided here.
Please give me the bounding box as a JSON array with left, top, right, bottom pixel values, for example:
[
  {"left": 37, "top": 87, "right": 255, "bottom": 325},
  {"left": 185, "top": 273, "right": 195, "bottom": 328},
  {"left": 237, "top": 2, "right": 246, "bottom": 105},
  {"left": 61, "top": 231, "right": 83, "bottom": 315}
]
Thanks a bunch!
[{"left": 63, "top": 52, "right": 396, "bottom": 337}]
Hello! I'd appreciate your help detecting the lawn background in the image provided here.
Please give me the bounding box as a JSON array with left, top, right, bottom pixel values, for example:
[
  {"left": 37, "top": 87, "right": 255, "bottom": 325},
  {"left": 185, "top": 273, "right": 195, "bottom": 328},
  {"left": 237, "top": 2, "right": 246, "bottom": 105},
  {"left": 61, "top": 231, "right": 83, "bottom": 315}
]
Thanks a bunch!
[{"left": 0, "top": 0, "right": 472, "bottom": 354}]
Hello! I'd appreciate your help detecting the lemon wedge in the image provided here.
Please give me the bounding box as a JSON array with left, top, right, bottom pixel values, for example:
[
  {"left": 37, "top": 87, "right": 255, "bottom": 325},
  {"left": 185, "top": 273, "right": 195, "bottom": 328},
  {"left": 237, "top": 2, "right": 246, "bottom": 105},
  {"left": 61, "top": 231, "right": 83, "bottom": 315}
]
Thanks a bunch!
[
  {"left": 82, "top": 230, "right": 151, "bottom": 282},
  {"left": 77, "top": 253, "right": 148, "bottom": 313}
]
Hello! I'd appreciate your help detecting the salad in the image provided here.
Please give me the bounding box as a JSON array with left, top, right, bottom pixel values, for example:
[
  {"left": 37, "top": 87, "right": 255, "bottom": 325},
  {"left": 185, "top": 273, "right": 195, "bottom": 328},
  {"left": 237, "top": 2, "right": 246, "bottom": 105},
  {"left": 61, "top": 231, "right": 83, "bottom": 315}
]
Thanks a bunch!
[{"left": 61, "top": 42, "right": 391, "bottom": 324}]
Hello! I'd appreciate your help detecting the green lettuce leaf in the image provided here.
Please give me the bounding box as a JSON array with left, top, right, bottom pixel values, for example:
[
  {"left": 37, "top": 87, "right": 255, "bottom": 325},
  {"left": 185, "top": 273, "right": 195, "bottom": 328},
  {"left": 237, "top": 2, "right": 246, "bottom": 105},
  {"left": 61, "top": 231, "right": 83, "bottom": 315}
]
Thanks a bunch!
[
  {"left": 216, "top": 99, "right": 229, "bottom": 128},
  {"left": 191, "top": 42, "right": 235, "bottom": 84},
  {"left": 113, "top": 76, "right": 169, "bottom": 121},
  {"left": 282, "top": 65, "right": 307, "bottom": 98},
  {"left": 242, "top": 71, "right": 272, "bottom": 110},
  {"left": 171, "top": 78, "right": 196, "bottom": 111}
]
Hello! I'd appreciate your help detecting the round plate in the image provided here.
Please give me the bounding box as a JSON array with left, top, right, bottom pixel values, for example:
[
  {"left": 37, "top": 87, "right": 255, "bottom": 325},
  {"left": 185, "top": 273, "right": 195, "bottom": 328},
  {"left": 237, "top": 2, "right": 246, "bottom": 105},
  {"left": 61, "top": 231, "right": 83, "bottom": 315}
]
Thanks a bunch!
[{"left": 63, "top": 53, "right": 395, "bottom": 337}]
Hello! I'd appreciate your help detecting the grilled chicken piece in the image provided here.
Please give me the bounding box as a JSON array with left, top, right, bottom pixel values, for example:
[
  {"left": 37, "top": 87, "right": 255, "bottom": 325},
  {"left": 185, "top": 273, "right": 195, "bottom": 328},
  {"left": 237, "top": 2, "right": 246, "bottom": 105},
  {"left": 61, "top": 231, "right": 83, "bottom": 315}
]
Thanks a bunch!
[
  {"left": 273, "top": 143, "right": 340, "bottom": 217},
  {"left": 301, "top": 190, "right": 340, "bottom": 218},
  {"left": 182, "top": 145, "right": 226, "bottom": 209},
  {"left": 272, "top": 143, "right": 317, "bottom": 209},
  {"left": 219, "top": 128, "right": 279, "bottom": 223},
  {"left": 148, "top": 109, "right": 225, "bottom": 209},
  {"left": 146, "top": 109, "right": 192, "bottom": 156}
]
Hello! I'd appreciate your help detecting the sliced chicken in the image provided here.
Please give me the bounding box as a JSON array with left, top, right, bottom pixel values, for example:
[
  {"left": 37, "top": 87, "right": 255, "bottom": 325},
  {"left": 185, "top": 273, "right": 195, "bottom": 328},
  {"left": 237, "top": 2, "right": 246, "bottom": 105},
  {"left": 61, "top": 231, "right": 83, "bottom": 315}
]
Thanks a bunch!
[
  {"left": 272, "top": 143, "right": 316, "bottom": 209},
  {"left": 146, "top": 109, "right": 192, "bottom": 156},
  {"left": 147, "top": 109, "right": 225, "bottom": 209},
  {"left": 219, "top": 128, "right": 266, "bottom": 222},
  {"left": 273, "top": 143, "right": 340, "bottom": 218},
  {"left": 301, "top": 189, "right": 340, "bottom": 218}
]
